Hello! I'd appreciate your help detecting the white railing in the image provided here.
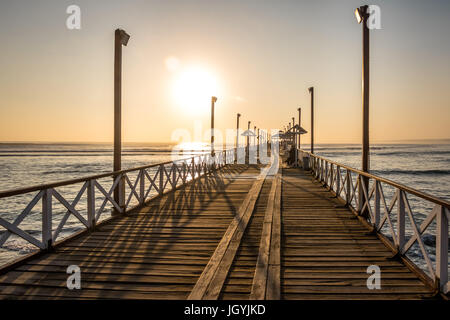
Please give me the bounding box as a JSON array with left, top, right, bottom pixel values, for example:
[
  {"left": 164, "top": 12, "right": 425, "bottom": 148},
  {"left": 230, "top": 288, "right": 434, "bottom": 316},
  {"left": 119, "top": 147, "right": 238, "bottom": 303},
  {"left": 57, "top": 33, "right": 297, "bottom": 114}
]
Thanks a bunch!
[
  {"left": 0, "top": 149, "right": 234, "bottom": 255},
  {"left": 300, "top": 150, "right": 449, "bottom": 294}
]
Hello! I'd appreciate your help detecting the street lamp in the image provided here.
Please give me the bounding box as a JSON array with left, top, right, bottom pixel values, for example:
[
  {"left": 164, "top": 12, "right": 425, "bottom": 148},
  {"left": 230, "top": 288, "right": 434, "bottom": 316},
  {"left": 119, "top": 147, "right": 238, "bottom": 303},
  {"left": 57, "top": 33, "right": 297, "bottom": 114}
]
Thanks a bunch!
[
  {"left": 354, "top": 6, "right": 365, "bottom": 24},
  {"left": 113, "top": 28, "right": 130, "bottom": 212},
  {"left": 236, "top": 113, "right": 241, "bottom": 148},
  {"left": 247, "top": 121, "right": 251, "bottom": 163},
  {"left": 211, "top": 96, "right": 217, "bottom": 157},
  {"left": 298, "top": 107, "right": 301, "bottom": 150},
  {"left": 236, "top": 113, "right": 241, "bottom": 163},
  {"left": 292, "top": 117, "right": 295, "bottom": 146},
  {"left": 257, "top": 127, "right": 260, "bottom": 163},
  {"left": 355, "top": 5, "right": 370, "bottom": 219},
  {"left": 308, "top": 87, "right": 314, "bottom": 154},
  {"left": 355, "top": 5, "right": 370, "bottom": 174}
]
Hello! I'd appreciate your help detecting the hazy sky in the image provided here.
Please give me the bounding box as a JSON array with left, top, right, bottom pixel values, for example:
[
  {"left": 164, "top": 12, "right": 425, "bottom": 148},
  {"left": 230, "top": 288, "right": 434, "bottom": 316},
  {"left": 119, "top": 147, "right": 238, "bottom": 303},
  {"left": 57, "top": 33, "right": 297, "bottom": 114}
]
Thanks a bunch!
[{"left": 0, "top": 0, "right": 449, "bottom": 143}]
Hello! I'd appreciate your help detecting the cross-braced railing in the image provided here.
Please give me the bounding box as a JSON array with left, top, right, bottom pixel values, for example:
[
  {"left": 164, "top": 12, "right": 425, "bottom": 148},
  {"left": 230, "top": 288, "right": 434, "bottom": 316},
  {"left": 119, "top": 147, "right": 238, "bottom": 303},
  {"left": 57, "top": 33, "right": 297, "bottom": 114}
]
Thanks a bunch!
[
  {"left": 0, "top": 149, "right": 234, "bottom": 257},
  {"left": 300, "top": 150, "right": 449, "bottom": 294}
]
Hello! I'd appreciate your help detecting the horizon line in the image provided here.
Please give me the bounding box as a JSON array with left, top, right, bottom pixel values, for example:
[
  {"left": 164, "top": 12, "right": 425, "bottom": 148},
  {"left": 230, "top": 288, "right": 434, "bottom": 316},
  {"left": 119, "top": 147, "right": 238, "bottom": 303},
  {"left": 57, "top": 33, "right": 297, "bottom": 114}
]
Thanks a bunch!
[{"left": 0, "top": 138, "right": 449, "bottom": 145}]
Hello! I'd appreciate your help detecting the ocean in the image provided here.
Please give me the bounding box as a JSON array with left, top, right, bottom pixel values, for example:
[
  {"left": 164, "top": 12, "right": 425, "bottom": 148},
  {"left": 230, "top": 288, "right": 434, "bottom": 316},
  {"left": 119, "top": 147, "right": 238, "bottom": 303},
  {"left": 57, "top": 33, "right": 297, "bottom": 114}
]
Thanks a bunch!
[{"left": 0, "top": 142, "right": 449, "bottom": 275}]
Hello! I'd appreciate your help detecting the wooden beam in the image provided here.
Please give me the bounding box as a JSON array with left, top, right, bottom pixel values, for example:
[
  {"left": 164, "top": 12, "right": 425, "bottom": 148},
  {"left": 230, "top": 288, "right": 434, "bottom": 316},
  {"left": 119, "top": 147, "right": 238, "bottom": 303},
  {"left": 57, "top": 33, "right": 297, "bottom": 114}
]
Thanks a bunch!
[
  {"left": 188, "top": 166, "right": 269, "bottom": 300},
  {"left": 250, "top": 173, "right": 280, "bottom": 299},
  {"left": 266, "top": 174, "right": 281, "bottom": 300}
]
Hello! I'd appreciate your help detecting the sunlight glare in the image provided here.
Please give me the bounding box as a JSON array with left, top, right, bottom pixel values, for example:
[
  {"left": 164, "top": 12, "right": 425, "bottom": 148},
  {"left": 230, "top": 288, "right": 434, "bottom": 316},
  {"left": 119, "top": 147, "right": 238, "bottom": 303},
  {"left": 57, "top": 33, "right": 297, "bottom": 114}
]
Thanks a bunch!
[{"left": 172, "top": 66, "right": 220, "bottom": 115}]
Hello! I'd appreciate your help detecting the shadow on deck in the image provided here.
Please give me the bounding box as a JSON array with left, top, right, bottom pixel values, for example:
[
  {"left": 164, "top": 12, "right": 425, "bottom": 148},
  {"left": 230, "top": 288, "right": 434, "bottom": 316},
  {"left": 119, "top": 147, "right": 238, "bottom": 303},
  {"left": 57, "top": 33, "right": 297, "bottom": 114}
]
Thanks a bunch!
[{"left": 0, "top": 164, "right": 438, "bottom": 300}]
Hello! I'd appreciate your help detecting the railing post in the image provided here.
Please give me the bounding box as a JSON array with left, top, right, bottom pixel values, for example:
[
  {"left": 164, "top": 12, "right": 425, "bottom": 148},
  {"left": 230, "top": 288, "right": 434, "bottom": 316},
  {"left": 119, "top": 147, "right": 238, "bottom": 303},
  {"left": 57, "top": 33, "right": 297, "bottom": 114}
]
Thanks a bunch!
[
  {"left": 320, "top": 159, "right": 323, "bottom": 181},
  {"left": 329, "top": 163, "right": 333, "bottom": 190},
  {"left": 118, "top": 174, "right": 126, "bottom": 213},
  {"left": 208, "top": 155, "right": 212, "bottom": 173},
  {"left": 42, "top": 188, "right": 52, "bottom": 250},
  {"left": 397, "top": 190, "right": 406, "bottom": 251},
  {"left": 358, "top": 175, "right": 364, "bottom": 214},
  {"left": 327, "top": 162, "right": 330, "bottom": 186},
  {"left": 182, "top": 162, "right": 187, "bottom": 183},
  {"left": 346, "top": 170, "right": 351, "bottom": 205},
  {"left": 159, "top": 164, "right": 164, "bottom": 195},
  {"left": 315, "top": 158, "right": 318, "bottom": 177},
  {"left": 436, "top": 205, "right": 449, "bottom": 293},
  {"left": 336, "top": 165, "right": 341, "bottom": 196},
  {"left": 323, "top": 160, "right": 326, "bottom": 183},
  {"left": 172, "top": 163, "right": 177, "bottom": 189},
  {"left": 374, "top": 181, "right": 381, "bottom": 229},
  {"left": 87, "top": 180, "right": 96, "bottom": 229},
  {"left": 191, "top": 157, "right": 195, "bottom": 180},
  {"left": 139, "top": 169, "right": 145, "bottom": 204},
  {"left": 316, "top": 158, "right": 320, "bottom": 179}
]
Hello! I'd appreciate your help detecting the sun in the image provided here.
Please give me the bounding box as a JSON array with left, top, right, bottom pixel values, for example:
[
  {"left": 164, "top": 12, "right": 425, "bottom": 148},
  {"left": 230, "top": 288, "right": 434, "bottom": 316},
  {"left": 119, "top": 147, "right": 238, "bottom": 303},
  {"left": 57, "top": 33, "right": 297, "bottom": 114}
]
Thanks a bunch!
[{"left": 172, "top": 66, "right": 220, "bottom": 115}]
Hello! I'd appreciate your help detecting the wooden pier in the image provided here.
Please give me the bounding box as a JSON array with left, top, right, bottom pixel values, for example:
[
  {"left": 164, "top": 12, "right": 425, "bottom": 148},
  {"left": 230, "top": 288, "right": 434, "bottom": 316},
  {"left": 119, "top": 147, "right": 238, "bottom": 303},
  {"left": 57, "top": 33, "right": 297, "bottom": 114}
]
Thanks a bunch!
[{"left": 0, "top": 150, "right": 444, "bottom": 300}]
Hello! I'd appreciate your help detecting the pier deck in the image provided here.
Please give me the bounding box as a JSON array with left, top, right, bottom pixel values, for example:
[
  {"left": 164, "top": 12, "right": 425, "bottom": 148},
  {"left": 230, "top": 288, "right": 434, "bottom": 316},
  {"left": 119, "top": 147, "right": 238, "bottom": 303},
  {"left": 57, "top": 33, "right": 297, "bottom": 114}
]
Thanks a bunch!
[{"left": 0, "top": 164, "right": 437, "bottom": 300}]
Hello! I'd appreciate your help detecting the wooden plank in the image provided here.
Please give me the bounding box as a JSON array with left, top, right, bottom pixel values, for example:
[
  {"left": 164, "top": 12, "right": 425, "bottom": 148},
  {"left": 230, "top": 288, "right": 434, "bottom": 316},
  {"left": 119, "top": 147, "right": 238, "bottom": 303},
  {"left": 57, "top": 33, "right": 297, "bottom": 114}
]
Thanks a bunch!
[
  {"left": 267, "top": 174, "right": 281, "bottom": 300},
  {"left": 0, "top": 164, "right": 262, "bottom": 300},
  {"left": 279, "top": 167, "right": 435, "bottom": 299},
  {"left": 250, "top": 175, "right": 278, "bottom": 299},
  {"left": 0, "top": 163, "right": 436, "bottom": 300},
  {"left": 188, "top": 166, "right": 268, "bottom": 300}
]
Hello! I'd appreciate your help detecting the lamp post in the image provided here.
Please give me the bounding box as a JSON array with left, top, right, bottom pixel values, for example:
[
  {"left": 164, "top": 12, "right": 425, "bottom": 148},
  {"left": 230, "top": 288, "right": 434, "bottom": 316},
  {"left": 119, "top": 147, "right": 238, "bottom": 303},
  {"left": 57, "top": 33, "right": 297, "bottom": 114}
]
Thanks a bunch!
[
  {"left": 257, "top": 127, "right": 260, "bottom": 163},
  {"left": 355, "top": 5, "right": 370, "bottom": 218},
  {"left": 211, "top": 96, "right": 217, "bottom": 157},
  {"left": 355, "top": 5, "right": 370, "bottom": 174},
  {"left": 292, "top": 117, "right": 295, "bottom": 146},
  {"left": 236, "top": 113, "right": 241, "bottom": 163},
  {"left": 298, "top": 107, "right": 301, "bottom": 150},
  {"left": 308, "top": 87, "right": 314, "bottom": 154},
  {"left": 113, "top": 28, "right": 130, "bottom": 212},
  {"left": 247, "top": 121, "right": 251, "bottom": 163}
]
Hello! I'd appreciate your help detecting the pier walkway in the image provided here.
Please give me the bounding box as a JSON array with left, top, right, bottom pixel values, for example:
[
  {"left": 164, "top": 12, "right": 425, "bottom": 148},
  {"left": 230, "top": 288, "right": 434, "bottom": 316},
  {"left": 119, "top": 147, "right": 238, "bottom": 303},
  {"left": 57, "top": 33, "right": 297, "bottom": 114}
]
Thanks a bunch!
[{"left": 0, "top": 158, "right": 440, "bottom": 300}]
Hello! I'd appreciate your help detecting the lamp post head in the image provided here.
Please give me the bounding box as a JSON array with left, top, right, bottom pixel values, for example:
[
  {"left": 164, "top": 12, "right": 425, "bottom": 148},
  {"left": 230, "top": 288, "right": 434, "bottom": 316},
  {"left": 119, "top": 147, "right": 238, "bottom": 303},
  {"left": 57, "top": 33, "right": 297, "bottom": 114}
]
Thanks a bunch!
[
  {"left": 354, "top": 5, "right": 369, "bottom": 24},
  {"left": 116, "top": 29, "right": 130, "bottom": 46},
  {"left": 298, "top": 107, "right": 301, "bottom": 111},
  {"left": 237, "top": 113, "right": 241, "bottom": 118},
  {"left": 212, "top": 96, "right": 218, "bottom": 103},
  {"left": 308, "top": 87, "right": 314, "bottom": 93}
]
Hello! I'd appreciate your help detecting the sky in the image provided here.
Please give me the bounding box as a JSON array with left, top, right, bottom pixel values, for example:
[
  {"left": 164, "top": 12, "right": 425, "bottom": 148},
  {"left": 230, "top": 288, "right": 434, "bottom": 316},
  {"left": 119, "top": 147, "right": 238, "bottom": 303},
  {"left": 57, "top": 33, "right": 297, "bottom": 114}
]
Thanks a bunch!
[{"left": 0, "top": 0, "right": 449, "bottom": 144}]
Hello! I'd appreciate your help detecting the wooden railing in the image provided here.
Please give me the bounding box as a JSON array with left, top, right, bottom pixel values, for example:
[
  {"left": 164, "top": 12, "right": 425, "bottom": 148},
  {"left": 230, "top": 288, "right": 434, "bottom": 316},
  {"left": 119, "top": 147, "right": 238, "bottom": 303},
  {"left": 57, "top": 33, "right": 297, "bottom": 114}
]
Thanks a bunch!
[
  {"left": 300, "top": 150, "right": 449, "bottom": 294},
  {"left": 0, "top": 149, "right": 235, "bottom": 254}
]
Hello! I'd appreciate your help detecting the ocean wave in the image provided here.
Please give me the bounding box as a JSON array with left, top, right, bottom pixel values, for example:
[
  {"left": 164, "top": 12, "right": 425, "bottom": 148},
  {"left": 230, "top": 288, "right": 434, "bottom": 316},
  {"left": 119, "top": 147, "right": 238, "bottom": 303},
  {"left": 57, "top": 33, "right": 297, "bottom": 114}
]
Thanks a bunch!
[
  {"left": 374, "top": 150, "right": 450, "bottom": 156},
  {"left": 0, "top": 148, "right": 176, "bottom": 153},
  {"left": 0, "top": 239, "right": 37, "bottom": 254},
  {"left": 372, "top": 169, "right": 450, "bottom": 175},
  {"left": 0, "top": 149, "right": 206, "bottom": 157}
]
